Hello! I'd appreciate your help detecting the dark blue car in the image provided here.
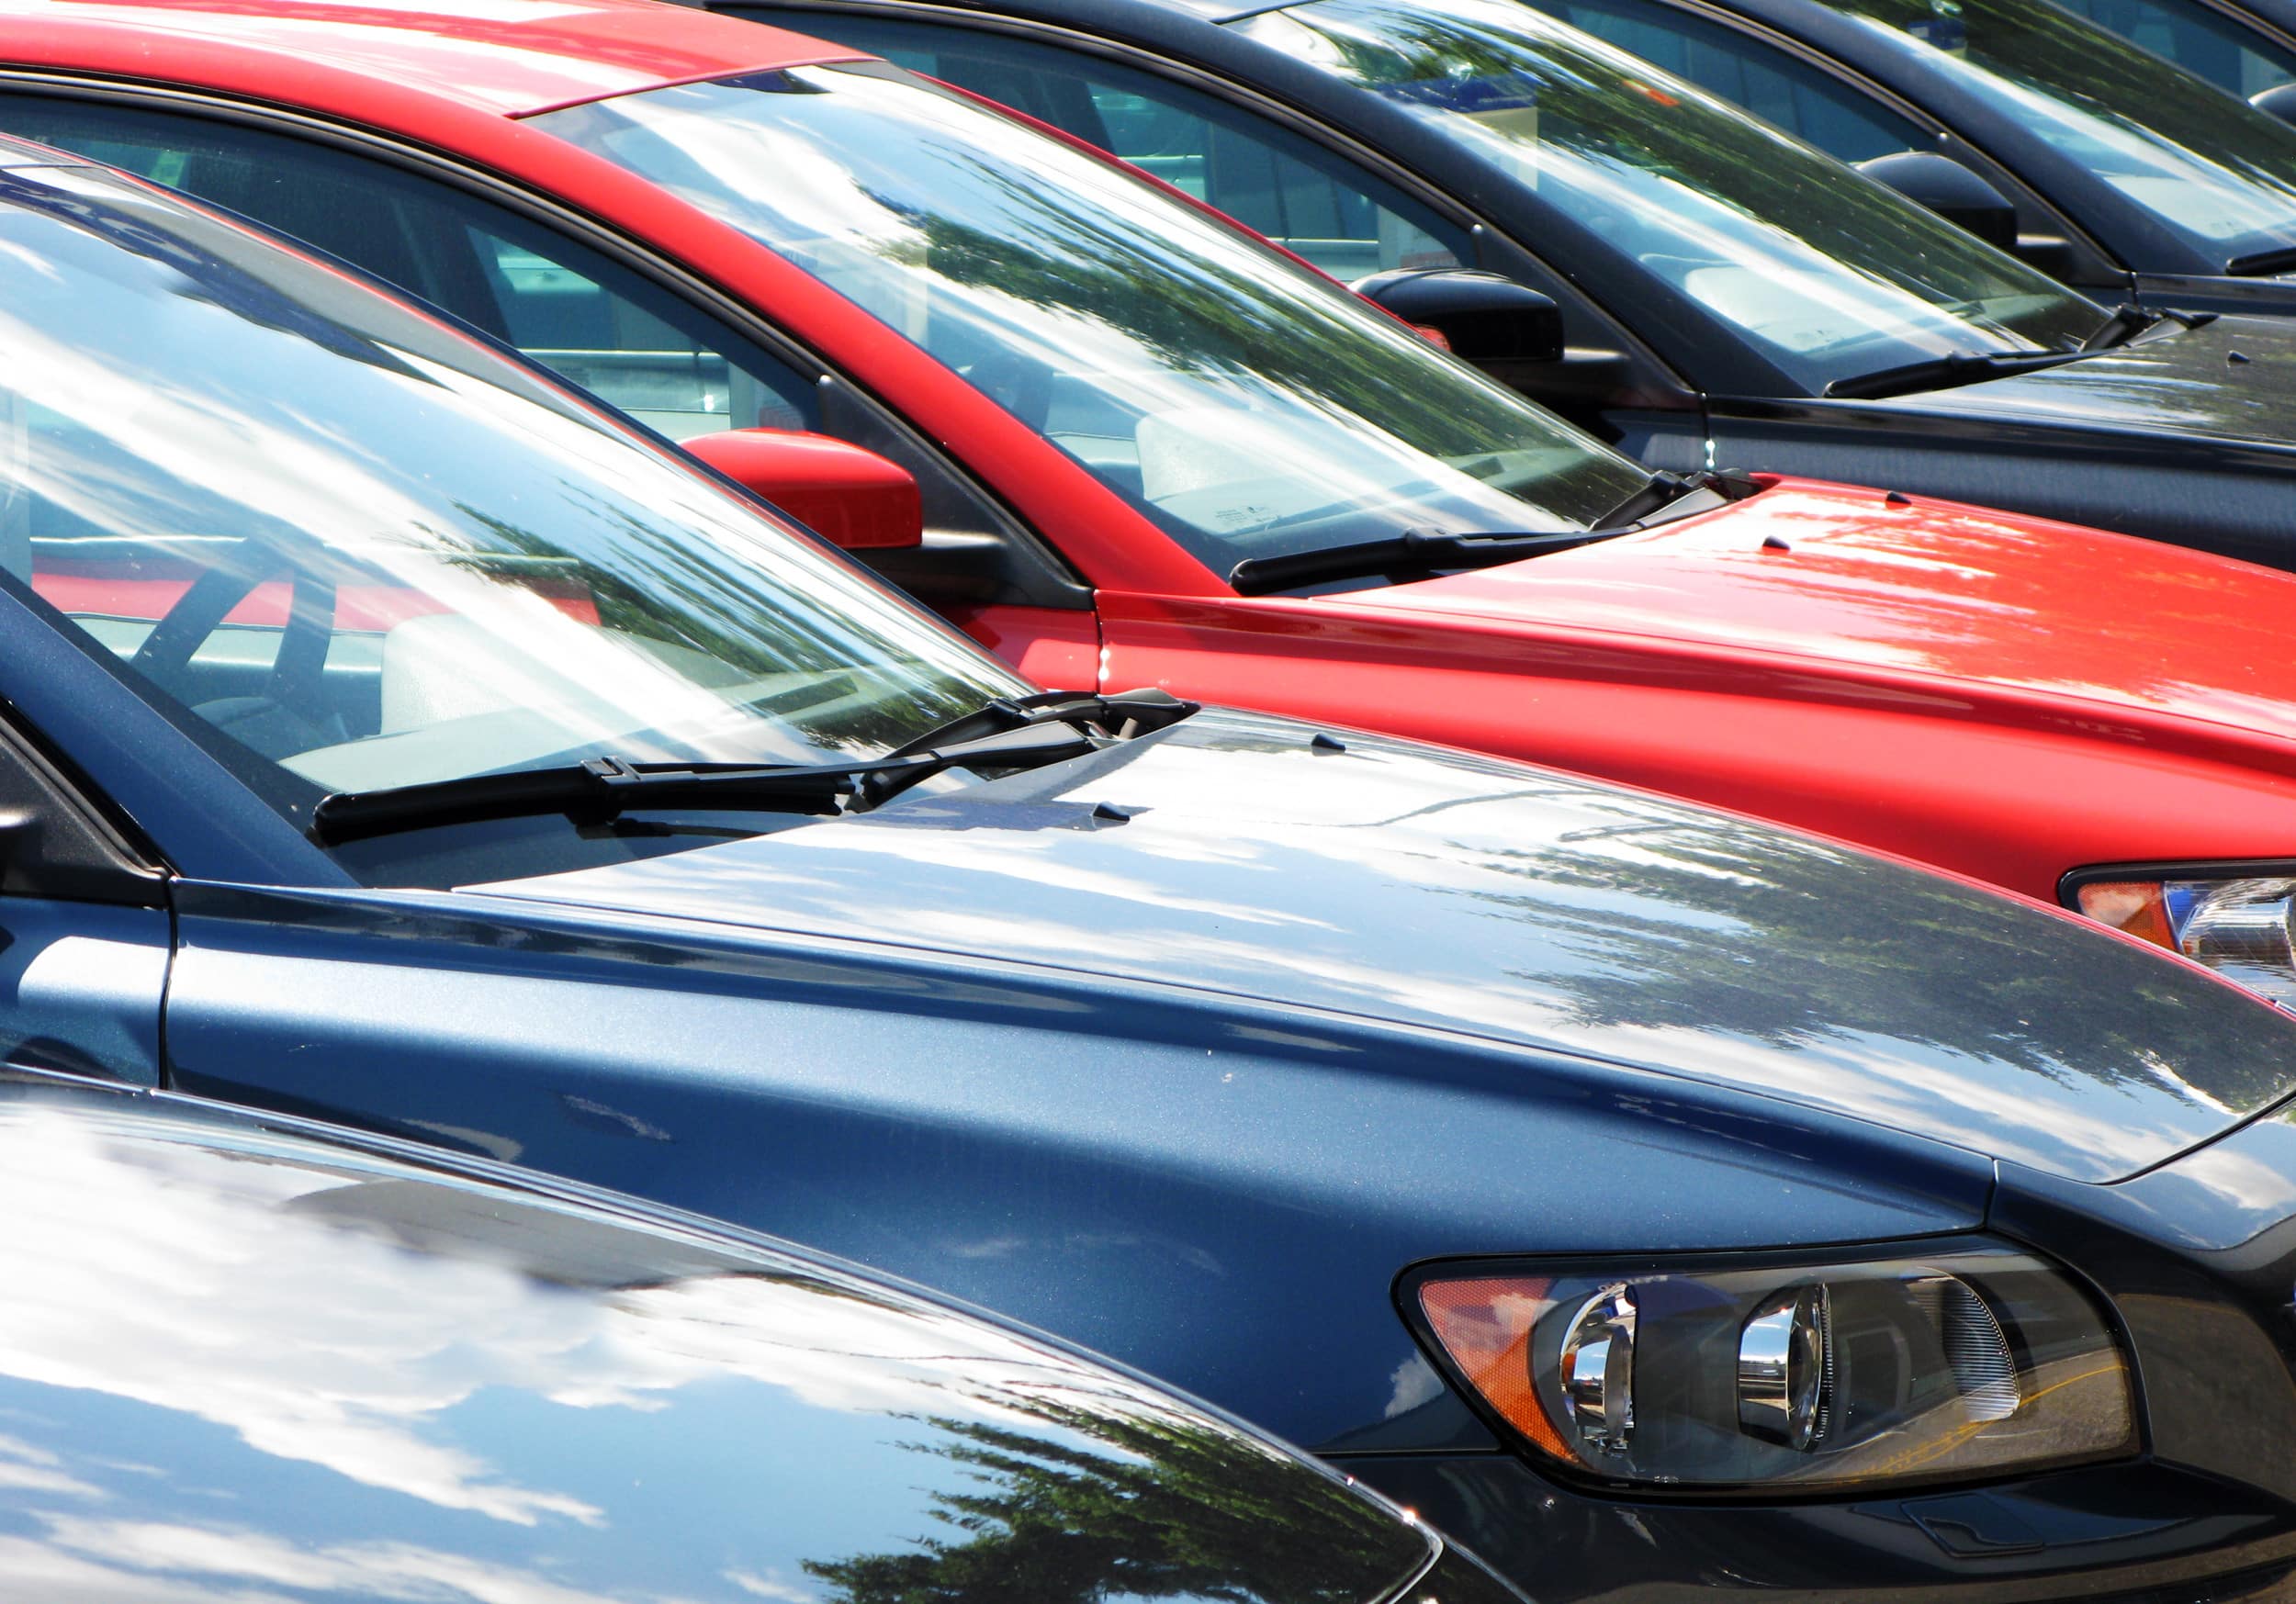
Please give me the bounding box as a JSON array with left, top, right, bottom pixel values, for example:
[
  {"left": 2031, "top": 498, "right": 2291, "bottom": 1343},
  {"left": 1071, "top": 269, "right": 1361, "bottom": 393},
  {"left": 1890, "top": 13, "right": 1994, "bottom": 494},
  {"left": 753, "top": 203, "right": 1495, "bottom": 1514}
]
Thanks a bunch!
[{"left": 6, "top": 130, "right": 2296, "bottom": 1604}]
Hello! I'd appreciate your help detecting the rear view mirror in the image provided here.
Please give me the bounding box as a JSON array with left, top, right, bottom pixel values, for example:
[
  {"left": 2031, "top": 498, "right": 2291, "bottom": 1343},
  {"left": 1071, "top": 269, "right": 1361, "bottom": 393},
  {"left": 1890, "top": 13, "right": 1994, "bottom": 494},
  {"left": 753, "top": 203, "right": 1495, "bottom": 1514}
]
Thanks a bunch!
[
  {"left": 2253, "top": 84, "right": 2296, "bottom": 128},
  {"left": 680, "top": 429, "right": 923, "bottom": 551},
  {"left": 1352, "top": 268, "right": 1566, "bottom": 365},
  {"left": 1854, "top": 151, "right": 2020, "bottom": 252}
]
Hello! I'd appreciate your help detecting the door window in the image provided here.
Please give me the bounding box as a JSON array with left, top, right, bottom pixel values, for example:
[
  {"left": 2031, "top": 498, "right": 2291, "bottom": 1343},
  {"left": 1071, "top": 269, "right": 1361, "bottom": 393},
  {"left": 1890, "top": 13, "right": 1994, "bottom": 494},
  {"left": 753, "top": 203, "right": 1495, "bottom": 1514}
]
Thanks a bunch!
[{"left": 727, "top": 7, "right": 1474, "bottom": 280}]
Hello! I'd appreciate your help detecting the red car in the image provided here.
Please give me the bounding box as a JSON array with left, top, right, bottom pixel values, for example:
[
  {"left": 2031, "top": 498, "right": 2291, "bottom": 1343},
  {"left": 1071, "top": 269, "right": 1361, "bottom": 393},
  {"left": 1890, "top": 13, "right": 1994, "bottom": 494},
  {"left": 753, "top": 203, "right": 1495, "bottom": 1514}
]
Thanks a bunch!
[{"left": 6, "top": 0, "right": 2295, "bottom": 996}]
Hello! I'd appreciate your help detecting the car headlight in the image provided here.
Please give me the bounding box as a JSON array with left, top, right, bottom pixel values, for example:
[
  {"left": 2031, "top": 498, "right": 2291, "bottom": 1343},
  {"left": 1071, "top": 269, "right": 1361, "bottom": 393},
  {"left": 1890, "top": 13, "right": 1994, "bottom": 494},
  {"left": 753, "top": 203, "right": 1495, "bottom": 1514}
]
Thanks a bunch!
[
  {"left": 1406, "top": 1242, "right": 2135, "bottom": 1493},
  {"left": 2066, "top": 866, "right": 2296, "bottom": 1010}
]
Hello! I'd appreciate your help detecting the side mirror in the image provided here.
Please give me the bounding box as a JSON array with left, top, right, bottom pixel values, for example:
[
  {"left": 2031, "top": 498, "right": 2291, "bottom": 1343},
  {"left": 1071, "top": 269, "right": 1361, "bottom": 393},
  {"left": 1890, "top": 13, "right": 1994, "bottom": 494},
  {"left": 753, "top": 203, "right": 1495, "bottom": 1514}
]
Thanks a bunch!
[
  {"left": 1854, "top": 151, "right": 2020, "bottom": 252},
  {"left": 2253, "top": 83, "right": 2296, "bottom": 128},
  {"left": 680, "top": 429, "right": 923, "bottom": 551},
  {"left": 1351, "top": 267, "right": 1566, "bottom": 364}
]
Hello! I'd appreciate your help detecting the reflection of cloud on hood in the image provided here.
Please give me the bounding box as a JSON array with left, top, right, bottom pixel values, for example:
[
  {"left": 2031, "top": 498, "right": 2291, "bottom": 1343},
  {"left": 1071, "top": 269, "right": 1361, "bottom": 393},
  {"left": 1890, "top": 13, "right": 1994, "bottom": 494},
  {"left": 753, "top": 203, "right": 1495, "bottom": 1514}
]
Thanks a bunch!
[
  {"left": 726, "top": 1566, "right": 819, "bottom": 1604},
  {"left": 0, "top": 1115, "right": 1177, "bottom": 1541},
  {"left": 35, "top": 1517, "right": 681, "bottom": 1604}
]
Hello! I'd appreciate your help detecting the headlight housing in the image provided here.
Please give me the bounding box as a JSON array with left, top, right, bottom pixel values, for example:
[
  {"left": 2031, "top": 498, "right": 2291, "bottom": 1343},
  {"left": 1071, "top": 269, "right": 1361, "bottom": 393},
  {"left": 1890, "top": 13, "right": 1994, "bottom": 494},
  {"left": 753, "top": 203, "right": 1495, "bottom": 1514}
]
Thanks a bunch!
[
  {"left": 2066, "top": 864, "right": 2296, "bottom": 1010},
  {"left": 1406, "top": 1242, "right": 2135, "bottom": 1494}
]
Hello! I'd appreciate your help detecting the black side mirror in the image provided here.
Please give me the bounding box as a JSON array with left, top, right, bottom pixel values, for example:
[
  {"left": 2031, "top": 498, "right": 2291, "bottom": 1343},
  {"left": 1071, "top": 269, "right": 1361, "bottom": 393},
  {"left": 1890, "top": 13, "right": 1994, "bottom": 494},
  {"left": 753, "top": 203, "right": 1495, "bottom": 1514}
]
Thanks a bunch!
[
  {"left": 1854, "top": 151, "right": 2020, "bottom": 252},
  {"left": 1352, "top": 268, "right": 1566, "bottom": 364},
  {"left": 2253, "top": 83, "right": 2296, "bottom": 128}
]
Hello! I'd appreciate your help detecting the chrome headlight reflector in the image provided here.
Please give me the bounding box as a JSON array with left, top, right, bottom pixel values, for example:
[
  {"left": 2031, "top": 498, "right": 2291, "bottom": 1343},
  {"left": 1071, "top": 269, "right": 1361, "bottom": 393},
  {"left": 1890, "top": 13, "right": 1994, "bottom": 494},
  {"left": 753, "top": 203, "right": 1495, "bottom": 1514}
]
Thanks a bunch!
[
  {"left": 2068, "top": 866, "right": 2296, "bottom": 1009},
  {"left": 1410, "top": 1243, "right": 2134, "bottom": 1493}
]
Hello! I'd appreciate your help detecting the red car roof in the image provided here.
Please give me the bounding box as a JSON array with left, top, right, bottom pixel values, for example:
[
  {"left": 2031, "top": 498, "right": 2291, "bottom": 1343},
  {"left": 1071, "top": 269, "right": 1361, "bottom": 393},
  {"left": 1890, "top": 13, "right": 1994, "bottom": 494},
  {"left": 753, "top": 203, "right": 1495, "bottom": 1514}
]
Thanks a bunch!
[{"left": 0, "top": 0, "right": 866, "bottom": 117}]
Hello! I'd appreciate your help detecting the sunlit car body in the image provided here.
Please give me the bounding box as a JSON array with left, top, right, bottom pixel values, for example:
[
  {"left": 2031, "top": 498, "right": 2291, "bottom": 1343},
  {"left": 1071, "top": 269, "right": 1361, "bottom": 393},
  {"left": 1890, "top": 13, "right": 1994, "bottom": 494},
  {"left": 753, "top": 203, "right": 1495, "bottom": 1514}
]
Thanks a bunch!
[
  {"left": 689, "top": 0, "right": 2296, "bottom": 573},
  {"left": 15, "top": 117, "right": 2296, "bottom": 1604},
  {"left": 23, "top": 2, "right": 2296, "bottom": 945},
  {"left": 0, "top": 1074, "right": 1502, "bottom": 1604}
]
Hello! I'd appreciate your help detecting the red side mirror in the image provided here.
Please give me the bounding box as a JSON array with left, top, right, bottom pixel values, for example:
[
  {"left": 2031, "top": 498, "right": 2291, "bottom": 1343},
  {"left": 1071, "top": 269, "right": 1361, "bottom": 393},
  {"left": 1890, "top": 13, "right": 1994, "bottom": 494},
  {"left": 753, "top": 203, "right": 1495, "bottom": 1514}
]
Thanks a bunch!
[{"left": 681, "top": 429, "right": 924, "bottom": 551}]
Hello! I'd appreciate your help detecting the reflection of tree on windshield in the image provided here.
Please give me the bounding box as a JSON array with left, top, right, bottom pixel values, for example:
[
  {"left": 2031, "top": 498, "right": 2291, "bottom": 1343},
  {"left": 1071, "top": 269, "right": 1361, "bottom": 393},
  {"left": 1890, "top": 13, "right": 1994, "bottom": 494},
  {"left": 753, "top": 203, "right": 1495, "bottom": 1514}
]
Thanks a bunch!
[
  {"left": 807, "top": 1400, "right": 1424, "bottom": 1604},
  {"left": 1278, "top": 0, "right": 2093, "bottom": 357}
]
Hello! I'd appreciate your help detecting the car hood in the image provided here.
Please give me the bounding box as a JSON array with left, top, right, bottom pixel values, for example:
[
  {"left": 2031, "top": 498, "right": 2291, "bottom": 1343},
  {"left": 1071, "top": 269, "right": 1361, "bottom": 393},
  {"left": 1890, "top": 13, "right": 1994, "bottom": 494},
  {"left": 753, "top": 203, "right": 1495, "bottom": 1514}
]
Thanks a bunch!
[
  {"left": 0, "top": 1082, "right": 1443, "bottom": 1604},
  {"left": 474, "top": 710, "right": 2296, "bottom": 1183},
  {"left": 1874, "top": 310, "right": 2296, "bottom": 447},
  {"left": 1337, "top": 475, "right": 2296, "bottom": 756}
]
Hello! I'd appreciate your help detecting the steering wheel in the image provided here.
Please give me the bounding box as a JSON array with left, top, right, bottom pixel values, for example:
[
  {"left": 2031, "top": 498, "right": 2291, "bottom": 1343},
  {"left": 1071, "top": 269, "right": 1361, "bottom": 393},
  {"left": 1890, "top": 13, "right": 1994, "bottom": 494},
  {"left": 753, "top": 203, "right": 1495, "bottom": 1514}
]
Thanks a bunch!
[{"left": 129, "top": 554, "right": 340, "bottom": 732}]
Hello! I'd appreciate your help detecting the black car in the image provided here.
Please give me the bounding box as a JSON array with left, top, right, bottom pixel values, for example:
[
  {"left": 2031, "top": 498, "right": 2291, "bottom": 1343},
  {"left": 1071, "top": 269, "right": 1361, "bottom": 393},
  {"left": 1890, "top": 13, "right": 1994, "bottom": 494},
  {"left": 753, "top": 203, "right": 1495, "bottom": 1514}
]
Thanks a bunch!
[
  {"left": 647, "top": 0, "right": 2296, "bottom": 569},
  {"left": 0, "top": 1074, "right": 1509, "bottom": 1604}
]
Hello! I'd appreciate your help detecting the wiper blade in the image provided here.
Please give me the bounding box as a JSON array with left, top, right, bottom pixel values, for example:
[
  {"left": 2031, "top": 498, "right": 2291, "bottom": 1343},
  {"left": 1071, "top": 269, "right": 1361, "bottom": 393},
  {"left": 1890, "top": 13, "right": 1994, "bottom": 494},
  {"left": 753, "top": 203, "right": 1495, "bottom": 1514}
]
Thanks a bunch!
[
  {"left": 1823, "top": 347, "right": 2092, "bottom": 400},
  {"left": 1228, "top": 525, "right": 1613, "bottom": 596},
  {"left": 2227, "top": 244, "right": 2296, "bottom": 277},
  {"left": 310, "top": 721, "right": 1102, "bottom": 847},
  {"left": 1224, "top": 472, "right": 1750, "bottom": 596}
]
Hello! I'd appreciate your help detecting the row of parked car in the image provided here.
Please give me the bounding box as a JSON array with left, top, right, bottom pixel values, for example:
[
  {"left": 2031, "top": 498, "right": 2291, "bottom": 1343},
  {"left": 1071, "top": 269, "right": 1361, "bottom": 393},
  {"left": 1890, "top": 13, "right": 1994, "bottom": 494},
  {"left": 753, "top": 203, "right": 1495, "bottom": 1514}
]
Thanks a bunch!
[{"left": 5, "top": 0, "right": 2296, "bottom": 1598}]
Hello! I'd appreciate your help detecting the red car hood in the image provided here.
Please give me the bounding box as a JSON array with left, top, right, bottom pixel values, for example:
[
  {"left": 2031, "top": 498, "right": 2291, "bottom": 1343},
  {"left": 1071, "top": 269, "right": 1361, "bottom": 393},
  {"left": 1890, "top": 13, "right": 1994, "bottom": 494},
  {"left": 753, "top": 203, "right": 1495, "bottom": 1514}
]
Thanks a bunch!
[{"left": 1345, "top": 477, "right": 2296, "bottom": 747}]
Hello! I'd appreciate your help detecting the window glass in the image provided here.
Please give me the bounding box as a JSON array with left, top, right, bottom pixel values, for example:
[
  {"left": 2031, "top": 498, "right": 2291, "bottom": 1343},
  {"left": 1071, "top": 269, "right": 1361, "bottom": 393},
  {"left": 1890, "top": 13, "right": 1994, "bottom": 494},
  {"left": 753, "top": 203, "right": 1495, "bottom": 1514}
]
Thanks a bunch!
[
  {"left": 0, "top": 162, "right": 1023, "bottom": 881},
  {"left": 1231, "top": 0, "right": 2098, "bottom": 388},
  {"left": 730, "top": 7, "right": 1471, "bottom": 280},
  {"left": 0, "top": 97, "right": 1027, "bottom": 545},
  {"left": 537, "top": 65, "right": 1650, "bottom": 580},
  {"left": 1528, "top": 0, "right": 2296, "bottom": 267},
  {"left": 1534, "top": 0, "right": 1931, "bottom": 159},
  {"left": 2051, "top": 0, "right": 2296, "bottom": 102}
]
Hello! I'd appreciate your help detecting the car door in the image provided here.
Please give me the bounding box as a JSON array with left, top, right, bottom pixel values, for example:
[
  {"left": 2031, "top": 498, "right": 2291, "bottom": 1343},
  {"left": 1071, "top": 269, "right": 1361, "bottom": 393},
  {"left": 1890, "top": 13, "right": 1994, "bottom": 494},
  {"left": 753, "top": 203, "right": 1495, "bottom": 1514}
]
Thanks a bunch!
[
  {"left": 715, "top": 6, "right": 1707, "bottom": 456},
  {"left": 0, "top": 93, "right": 1105, "bottom": 691}
]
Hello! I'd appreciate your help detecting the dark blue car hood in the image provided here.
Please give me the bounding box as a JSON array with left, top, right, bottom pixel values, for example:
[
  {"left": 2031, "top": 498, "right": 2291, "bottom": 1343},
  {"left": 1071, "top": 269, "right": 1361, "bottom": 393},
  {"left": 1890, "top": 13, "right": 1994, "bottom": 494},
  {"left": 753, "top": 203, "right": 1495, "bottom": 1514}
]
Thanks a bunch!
[{"left": 473, "top": 710, "right": 2296, "bottom": 1183}]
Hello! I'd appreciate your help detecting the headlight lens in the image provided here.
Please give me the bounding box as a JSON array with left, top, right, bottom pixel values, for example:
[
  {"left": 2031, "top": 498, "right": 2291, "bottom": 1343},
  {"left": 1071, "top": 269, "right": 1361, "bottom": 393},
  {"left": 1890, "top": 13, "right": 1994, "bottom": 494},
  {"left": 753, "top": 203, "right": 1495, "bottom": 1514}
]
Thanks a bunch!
[
  {"left": 2072, "top": 871, "right": 2296, "bottom": 1009},
  {"left": 1410, "top": 1243, "right": 2134, "bottom": 1493}
]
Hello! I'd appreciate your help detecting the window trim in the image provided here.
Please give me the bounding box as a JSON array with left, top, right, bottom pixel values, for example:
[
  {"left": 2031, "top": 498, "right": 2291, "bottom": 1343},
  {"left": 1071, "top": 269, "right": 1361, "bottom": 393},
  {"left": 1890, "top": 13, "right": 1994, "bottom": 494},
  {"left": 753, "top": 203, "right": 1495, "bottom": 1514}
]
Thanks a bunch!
[{"left": 0, "top": 70, "right": 1096, "bottom": 611}]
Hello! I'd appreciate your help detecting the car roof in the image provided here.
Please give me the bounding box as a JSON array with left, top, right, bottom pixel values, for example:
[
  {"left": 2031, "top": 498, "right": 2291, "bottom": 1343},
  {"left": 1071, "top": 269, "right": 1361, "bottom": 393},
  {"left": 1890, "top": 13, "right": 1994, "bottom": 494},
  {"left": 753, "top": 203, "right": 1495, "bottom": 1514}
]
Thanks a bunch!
[{"left": 0, "top": 0, "right": 872, "bottom": 117}]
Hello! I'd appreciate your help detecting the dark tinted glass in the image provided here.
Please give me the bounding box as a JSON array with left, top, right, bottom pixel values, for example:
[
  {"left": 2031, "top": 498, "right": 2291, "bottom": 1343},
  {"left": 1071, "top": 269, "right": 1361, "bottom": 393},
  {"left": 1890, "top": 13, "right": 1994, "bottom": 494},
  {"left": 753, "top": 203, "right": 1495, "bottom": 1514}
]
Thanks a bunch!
[
  {"left": 1534, "top": 0, "right": 1931, "bottom": 158},
  {"left": 2053, "top": 0, "right": 2296, "bottom": 101}
]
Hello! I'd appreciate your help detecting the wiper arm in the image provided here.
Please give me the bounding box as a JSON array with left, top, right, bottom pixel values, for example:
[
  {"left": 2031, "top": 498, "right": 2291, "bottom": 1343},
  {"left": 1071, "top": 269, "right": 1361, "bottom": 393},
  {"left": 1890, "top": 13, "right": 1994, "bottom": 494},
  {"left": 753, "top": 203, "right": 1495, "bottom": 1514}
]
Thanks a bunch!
[
  {"left": 1823, "top": 347, "right": 2094, "bottom": 400},
  {"left": 310, "top": 721, "right": 1103, "bottom": 847},
  {"left": 2227, "top": 244, "right": 2296, "bottom": 277},
  {"left": 877, "top": 687, "right": 1199, "bottom": 757},
  {"left": 1225, "top": 472, "right": 1750, "bottom": 596}
]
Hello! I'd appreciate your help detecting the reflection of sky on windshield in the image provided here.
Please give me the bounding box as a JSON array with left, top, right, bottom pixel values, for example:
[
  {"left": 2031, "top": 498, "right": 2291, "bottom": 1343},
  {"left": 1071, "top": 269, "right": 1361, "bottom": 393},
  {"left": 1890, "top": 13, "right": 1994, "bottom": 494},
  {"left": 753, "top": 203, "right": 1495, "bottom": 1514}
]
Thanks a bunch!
[
  {"left": 0, "top": 163, "right": 1017, "bottom": 798},
  {"left": 0, "top": 1104, "right": 1302, "bottom": 1604},
  {"left": 481, "top": 712, "right": 2296, "bottom": 1181}
]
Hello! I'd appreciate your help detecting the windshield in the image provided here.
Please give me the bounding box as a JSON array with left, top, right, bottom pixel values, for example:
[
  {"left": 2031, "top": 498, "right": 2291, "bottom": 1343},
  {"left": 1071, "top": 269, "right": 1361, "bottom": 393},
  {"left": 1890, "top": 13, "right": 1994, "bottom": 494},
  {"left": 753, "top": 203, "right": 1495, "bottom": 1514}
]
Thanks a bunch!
[
  {"left": 1228, "top": 0, "right": 2097, "bottom": 389},
  {"left": 1815, "top": 0, "right": 2296, "bottom": 269},
  {"left": 533, "top": 64, "right": 1649, "bottom": 576},
  {"left": 0, "top": 161, "right": 1026, "bottom": 881}
]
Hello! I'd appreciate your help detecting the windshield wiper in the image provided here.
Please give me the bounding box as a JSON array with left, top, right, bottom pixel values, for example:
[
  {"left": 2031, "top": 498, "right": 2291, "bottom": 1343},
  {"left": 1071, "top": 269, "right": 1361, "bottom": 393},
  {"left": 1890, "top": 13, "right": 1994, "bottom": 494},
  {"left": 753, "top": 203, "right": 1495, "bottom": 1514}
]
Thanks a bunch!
[
  {"left": 1823, "top": 347, "right": 2098, "bottom": 401},
  {"left": 2227, "top": 244, "right": 2296, "bottom": 277},
  {"left": 308, "top": 689, "right": 1200, "bottom": 847},
  {"left": 1226, "top": 473, "right": 1739, "bottom": 597}
]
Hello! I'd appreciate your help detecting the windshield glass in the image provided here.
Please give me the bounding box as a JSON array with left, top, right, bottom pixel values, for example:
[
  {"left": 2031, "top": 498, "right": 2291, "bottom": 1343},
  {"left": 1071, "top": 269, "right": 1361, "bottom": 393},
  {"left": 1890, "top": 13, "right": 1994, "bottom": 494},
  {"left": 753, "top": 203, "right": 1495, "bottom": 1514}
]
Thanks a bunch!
[
  {"left": 0, "top": 161, "right": 1025, "bottom": 881},
  {"left": 1230, "top": 0, "right": 2097, "bottom": 388},
  {"left": 1816, "top": 0, "right": 2296, "bottom": 269},
  {"left": 533, "top": 65, "right": 1649, "bottom": 575}
]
